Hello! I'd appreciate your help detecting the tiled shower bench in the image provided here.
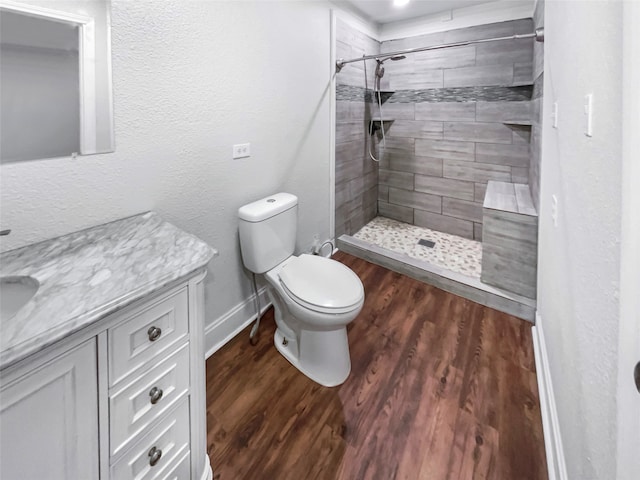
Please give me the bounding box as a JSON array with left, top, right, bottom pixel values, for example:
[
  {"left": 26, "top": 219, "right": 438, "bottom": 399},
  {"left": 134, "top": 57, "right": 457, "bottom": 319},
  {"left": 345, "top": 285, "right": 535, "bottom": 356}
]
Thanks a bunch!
[{"left": 481, "top": 181, "right": 539, "bottom": 300}]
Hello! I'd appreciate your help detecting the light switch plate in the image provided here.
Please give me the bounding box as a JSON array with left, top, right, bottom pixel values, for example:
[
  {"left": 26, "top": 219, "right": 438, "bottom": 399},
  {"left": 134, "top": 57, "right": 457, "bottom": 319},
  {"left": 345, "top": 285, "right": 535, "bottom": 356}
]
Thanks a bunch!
[
  {"left": 551, "top": 194, "right": 558, "bottom": 227},
  {"left": 584, "top": 94, "right": 593, "bottom": 137}
]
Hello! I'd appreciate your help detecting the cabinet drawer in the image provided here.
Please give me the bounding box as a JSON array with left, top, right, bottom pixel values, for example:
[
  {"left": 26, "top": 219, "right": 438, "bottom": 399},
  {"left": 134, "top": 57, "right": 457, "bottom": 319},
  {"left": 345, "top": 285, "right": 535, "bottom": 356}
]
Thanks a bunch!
[
  {"left": 110, "top": 400, "right": 190, "bottom": 480},
  {"left": 159, "top": 450, "right": 191, "bottom": 480},
  {"left": 110, "top": 342, "right": 190, "bottom": 457},
  {"left": 108, "top": 288, "right": 189, "bottom": 386}
]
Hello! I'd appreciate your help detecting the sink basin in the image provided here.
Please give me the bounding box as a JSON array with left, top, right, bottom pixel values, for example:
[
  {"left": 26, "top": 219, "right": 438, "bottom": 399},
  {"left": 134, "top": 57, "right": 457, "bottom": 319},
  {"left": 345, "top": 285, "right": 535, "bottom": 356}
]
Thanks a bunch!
[{"left": 0, "top": 276, "right": 39, "bottom": 321}]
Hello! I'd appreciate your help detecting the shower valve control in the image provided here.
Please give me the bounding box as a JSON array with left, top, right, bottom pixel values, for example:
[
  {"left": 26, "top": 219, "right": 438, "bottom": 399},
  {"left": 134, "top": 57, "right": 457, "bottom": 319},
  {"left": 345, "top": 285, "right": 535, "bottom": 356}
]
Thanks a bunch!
[{"left": 233, "top": 143, "right": 251, "bottom": 159}]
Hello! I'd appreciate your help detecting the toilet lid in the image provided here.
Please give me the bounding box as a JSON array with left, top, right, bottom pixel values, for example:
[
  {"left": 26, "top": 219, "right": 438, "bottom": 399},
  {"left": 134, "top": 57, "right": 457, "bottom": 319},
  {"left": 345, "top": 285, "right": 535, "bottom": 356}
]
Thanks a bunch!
[{"left": 278, "top": 254, "right": 364, "bottom": 311}]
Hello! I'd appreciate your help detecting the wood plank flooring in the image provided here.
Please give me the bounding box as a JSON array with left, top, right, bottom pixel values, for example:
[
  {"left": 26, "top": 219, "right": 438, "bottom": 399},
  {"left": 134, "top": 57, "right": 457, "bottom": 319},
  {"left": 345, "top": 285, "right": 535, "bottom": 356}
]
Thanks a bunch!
[{"left": 206, "top": 252, "right": 548, "bottom": 480}]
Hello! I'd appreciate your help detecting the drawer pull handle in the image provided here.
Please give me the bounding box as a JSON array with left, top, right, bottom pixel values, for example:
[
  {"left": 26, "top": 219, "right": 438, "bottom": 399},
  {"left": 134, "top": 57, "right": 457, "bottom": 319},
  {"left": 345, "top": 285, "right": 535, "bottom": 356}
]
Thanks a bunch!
[
  {"left": 149, "top": 387, "right": 164, "bottom": 405},
  {"left": 147, "top": 326, "right": 162, "bottom": 342},
  {"left": 148, "top": 446, "right": 162, "bottom": 467}
]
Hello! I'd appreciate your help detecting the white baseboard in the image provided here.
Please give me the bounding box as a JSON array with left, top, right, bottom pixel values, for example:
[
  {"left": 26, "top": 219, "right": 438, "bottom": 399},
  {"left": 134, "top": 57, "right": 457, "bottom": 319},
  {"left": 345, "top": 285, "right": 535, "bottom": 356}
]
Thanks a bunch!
[
  {"left": 205, "top": 287, "right": 272, "bottom": 359},
  {"left": 532, "top": 312, "right": 568, "bottom": 480}
]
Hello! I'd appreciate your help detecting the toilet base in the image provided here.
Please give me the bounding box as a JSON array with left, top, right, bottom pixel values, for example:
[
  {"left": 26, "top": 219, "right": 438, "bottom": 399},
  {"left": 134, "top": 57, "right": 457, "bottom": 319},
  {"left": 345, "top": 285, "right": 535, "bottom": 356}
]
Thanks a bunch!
[{"left": 274, "top": 327, "right": 351, "bottom": 387}]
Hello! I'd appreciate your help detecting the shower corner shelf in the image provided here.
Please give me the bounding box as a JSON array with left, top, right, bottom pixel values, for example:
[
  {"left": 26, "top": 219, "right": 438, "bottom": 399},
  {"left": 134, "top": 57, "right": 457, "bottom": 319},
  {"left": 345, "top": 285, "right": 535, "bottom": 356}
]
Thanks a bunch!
[
  {"left": 369, "top": 118, "right": 394, "bottom": 134},
  {"left": 374, "top": 90, "right": 395, "bottom": 103},
  {"left": 502, "top": 120, "right": 533, "bottom": 126}
]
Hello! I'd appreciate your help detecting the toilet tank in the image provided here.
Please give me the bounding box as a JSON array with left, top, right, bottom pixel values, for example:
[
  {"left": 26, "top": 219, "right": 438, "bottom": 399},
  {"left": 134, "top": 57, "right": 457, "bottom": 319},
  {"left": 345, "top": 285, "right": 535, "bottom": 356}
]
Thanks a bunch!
[{"left": 238, "top": 193, "right": 298, "bottom": 274}]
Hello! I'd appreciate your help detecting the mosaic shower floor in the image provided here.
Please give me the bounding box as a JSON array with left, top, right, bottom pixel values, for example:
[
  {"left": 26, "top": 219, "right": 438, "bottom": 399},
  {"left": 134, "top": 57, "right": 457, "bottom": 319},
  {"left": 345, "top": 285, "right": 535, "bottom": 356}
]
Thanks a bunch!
[{"left": 353, "top": 216, "right": 482, "bottom": 279}]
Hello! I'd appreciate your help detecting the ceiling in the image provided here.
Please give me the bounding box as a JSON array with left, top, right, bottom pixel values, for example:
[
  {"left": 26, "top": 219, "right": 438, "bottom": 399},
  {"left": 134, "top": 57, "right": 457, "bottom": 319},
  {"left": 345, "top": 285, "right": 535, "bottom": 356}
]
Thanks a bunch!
[{"left": 336, "top": 0, "right": 503, "bottom": 24}]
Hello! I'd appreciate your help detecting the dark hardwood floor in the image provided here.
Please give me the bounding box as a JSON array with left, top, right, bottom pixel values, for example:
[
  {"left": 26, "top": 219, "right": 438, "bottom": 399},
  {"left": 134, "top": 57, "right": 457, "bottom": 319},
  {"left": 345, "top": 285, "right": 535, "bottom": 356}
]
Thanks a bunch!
[{"left": 206, "top": 252, "right": 548, "bottom": 480}]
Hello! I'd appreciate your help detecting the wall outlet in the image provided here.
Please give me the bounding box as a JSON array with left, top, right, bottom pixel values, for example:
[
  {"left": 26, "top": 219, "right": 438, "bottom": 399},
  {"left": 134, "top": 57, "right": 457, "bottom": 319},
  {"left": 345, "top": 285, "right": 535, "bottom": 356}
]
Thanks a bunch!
[
  {"left": 233, "top": 143, "right": 251, "bottom": 159},
  {"left": 551, "top": 194, "right": 558, "bottom": 227}
]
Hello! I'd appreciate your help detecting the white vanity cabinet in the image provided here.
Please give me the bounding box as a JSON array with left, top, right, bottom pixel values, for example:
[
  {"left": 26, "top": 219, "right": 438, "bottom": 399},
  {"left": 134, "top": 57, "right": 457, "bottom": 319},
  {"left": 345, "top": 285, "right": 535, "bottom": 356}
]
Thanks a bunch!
[
  {"left": 0, "top": 339, "right": 100, "bottom": 480},
  {"left": 0, "top": 270, "right": 212, "bottom": 480}
]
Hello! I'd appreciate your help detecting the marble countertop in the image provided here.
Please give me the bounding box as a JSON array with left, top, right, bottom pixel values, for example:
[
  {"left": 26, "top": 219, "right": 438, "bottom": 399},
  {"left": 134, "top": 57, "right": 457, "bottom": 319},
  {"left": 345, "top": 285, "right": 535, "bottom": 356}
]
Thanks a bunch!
[{"left": 0, "top": 212, "right": 217, "bottom": 369}]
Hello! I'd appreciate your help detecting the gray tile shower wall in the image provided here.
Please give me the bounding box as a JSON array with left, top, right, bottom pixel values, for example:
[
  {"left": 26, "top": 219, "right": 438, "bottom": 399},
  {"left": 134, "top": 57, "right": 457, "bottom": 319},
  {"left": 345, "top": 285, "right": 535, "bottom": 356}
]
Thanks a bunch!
[
  {"left": 376, "top": 19, "right": 535, "bottom": 240},
  {"left": 380, "top": 19, "right": 533, "bottom": 90},
  {"left": 529, "top": 0, "right": 544, "bottom": 211},
  {"left": 335, "top": 19, "right": 380, "bottom": 237}
]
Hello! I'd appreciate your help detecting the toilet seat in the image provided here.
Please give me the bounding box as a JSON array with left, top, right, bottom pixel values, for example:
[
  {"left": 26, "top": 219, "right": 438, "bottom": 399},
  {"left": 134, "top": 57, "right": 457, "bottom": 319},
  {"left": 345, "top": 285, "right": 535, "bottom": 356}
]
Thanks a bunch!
[{"left": 278, "top": 254, "right": 364, "bottom": 314}]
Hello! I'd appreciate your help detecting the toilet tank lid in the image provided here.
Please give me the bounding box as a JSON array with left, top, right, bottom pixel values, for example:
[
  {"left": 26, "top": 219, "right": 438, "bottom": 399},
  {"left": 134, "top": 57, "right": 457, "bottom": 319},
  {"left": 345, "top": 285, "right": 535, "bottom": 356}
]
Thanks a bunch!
[{"left": 238, "top": 192, "right": 298, "bottom": 222}]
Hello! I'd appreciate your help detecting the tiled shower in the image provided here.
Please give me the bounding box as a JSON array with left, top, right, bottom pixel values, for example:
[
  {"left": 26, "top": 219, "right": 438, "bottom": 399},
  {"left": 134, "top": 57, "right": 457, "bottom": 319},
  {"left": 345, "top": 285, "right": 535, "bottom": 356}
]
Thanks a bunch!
[
  {"left": 334, "top": 6, "right": 544, "bottom": 311},
  {"left": 334, "top": 22, "right": 380, "bottom": 238}
]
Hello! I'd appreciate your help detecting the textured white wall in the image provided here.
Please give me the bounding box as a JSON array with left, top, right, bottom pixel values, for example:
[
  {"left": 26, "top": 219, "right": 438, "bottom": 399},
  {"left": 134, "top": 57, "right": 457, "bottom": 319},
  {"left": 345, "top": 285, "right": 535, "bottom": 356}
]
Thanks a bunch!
[
  {"left": 538, "top": 1, "right": 622, "bottom": 478},
  {"left": 617, "top": 2, "right": 640, "bottom": 477},
  {"left": 0, "top": 1, "right": 337, "bottom": 337}
]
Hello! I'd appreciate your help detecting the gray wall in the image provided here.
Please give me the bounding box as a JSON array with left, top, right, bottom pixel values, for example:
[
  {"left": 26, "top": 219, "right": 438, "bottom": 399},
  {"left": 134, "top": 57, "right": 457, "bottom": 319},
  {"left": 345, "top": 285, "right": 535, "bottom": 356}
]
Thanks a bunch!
[
  {"left": 335, "top": 19, "right": 379, "bottom": 237},
  {"left": 377, "top": 19, "right": 534, "bottom": 240},
  {"left": 529, "top": 1, "right": 544, "bottom": 210}
]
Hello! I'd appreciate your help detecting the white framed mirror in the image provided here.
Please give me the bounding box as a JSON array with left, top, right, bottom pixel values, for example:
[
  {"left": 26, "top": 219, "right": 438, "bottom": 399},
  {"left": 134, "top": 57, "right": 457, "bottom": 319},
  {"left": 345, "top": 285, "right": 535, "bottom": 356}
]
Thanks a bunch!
[{"left": 0, "top": 0, "right": 113, "bottom": 162}]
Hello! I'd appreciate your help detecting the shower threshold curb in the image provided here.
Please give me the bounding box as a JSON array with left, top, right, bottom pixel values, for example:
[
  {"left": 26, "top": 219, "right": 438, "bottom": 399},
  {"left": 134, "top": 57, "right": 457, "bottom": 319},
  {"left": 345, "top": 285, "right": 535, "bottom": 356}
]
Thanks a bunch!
[{"left": 337, "top": 234, "right": 536, "bottom": 323}]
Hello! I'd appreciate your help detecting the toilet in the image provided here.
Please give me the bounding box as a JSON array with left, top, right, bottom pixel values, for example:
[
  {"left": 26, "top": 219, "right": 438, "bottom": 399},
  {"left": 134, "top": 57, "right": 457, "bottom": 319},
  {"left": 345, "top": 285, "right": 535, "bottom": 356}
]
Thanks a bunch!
[{"left": 238, "top": 193, "right": 364, "bottom": 387}]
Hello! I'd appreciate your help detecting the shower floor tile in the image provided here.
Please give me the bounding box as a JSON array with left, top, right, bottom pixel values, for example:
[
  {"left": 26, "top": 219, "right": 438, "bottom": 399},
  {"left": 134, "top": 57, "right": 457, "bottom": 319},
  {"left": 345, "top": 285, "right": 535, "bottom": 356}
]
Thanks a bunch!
[{"left": 353, "top": 216, "right": 482, "bottom": 278}]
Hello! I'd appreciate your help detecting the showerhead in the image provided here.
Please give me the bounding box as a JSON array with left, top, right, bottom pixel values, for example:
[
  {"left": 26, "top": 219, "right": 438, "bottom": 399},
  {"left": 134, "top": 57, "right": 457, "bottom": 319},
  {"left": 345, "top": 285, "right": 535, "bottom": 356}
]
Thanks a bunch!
[
  {"left": 378, "top": 54, "right": 407, "bottom": 64},
  {"left": 374, "top": 54, "right": 406, "bottom": 79}
]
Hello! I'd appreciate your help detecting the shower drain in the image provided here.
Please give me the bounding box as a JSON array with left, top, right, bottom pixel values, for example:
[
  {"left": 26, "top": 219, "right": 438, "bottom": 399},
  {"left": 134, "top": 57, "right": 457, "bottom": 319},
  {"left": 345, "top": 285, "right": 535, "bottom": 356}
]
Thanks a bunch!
[{"left": 418, "top": 238, "right": 436, "bottom": 248}]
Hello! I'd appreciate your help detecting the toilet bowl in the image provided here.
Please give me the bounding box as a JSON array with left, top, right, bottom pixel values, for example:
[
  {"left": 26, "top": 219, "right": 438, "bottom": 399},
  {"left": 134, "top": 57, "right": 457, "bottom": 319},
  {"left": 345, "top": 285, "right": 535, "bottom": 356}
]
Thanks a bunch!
[
  {"left": 264, "top": 254, "right": 364, "bottom": 387},
  {"left": 237, "top": 192, "right": 365, "bottom": 387}
]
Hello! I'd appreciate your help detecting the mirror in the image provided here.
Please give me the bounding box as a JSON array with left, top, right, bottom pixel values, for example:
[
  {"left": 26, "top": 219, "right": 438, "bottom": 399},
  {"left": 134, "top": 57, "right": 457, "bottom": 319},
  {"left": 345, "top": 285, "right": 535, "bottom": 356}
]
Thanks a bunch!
[{"left": 0, "top": 0, "right": 113, "bottom": 162}]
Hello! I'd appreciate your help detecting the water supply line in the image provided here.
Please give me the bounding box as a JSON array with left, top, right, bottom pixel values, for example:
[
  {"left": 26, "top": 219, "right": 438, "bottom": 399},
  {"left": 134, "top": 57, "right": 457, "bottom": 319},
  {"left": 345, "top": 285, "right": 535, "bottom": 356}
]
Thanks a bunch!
[
  {"left": 314, "top": 240, "right": 335, "bottom": 257},
  {"left": 249, "top": 272, "right": 261, "bottom": 345}
]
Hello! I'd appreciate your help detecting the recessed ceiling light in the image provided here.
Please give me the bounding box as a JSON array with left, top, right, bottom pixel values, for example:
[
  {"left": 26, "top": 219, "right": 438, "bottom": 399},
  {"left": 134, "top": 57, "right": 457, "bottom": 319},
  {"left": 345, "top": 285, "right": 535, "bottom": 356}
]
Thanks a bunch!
[{"left": 393, "top": 0, "right": 410, "bottom": 7}]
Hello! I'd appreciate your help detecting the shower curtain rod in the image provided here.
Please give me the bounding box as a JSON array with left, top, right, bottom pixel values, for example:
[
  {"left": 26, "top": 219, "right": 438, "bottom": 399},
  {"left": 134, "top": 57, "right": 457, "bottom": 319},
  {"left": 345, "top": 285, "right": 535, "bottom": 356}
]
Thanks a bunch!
[{"left": 335, "top": 27, "right": 544, "bottom": 72}]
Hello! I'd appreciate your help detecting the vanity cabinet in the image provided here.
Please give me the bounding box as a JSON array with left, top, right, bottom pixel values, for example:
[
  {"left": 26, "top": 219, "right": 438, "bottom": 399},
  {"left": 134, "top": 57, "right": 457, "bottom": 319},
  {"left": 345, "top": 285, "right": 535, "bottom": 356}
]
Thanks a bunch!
[
  {"left": 0, "top": 271, "right": 211, "bottom": 480},
  {"left": 0, "top": 340, "right": 100, "bottom": 480}
]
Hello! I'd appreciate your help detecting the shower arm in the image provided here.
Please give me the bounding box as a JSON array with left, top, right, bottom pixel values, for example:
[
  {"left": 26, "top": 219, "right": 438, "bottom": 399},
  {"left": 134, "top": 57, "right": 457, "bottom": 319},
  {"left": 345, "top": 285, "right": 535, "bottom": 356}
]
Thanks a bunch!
[{"left": 335, "top": 27, "right": 544, "bottom": 72}]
